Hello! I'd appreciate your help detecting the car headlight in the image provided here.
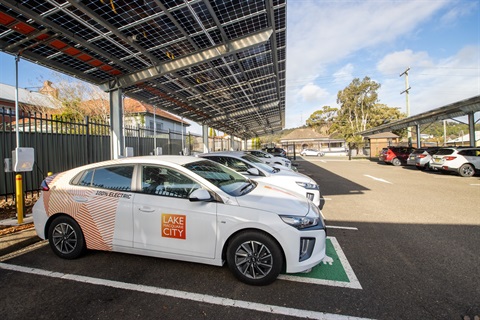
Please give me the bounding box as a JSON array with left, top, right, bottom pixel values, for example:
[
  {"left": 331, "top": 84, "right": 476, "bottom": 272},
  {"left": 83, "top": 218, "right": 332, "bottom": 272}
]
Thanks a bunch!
[
  {"left": 280, "top": 215, "right": 319, "bottom": 229},
  {"left": 296, "top": 181, "right": 319, "bottom": 190}
]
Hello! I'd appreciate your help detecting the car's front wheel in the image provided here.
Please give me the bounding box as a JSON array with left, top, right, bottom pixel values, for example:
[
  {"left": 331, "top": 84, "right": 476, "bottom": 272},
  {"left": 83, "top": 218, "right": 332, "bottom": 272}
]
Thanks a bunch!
[
  {"left": 227, "top": 231, "right": 283, "bottom": 286},
  {"left": 459, "top": 163, "right": 475, "bottom": 177},
  {"left": 48, "top": 215, "right": 86, "bottom": 259}
]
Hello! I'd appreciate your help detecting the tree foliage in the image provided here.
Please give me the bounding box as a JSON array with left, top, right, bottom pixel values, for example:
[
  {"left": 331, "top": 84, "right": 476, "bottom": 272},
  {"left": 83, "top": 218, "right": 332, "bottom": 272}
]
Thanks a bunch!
[
  {"left": 329, "top": 77, "right": 405, "bottom": 147},
  {"left": 306, "top": 106, "right": 338, "bottom": 133}
]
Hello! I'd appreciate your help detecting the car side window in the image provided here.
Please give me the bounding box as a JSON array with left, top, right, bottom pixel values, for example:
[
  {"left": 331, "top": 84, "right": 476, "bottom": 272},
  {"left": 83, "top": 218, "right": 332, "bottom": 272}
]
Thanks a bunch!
[
  {"left": 74, "top": 166, "right": 134, "bottom": 191},
  {"left": 141, "top": 165, "right": 200, "bottom": 199}
]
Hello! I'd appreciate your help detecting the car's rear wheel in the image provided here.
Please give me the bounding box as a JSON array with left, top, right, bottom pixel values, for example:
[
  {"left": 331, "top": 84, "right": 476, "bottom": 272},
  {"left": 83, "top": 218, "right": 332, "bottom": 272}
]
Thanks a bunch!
[
  {"left": 459, "top": 163, "right": 475, "bottom": 177},
  {"left": 227, "top": 231, "right": 283, "bottom": 286},
  {"left": 392, "top": 158, "right": 402, "bottom": 166},
  {"left": 48, "top": 216, "right": 85, "bottom": 259}
]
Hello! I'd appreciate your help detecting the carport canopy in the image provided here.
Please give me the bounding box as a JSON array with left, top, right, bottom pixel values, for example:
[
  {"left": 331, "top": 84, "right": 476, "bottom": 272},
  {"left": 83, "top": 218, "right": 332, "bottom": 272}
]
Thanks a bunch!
[
  {"left": 358, "top": 95, "right": 480, "bottom": 146},
  {"left": 0, "top": 0, "right": 286, "bottom": 157}
]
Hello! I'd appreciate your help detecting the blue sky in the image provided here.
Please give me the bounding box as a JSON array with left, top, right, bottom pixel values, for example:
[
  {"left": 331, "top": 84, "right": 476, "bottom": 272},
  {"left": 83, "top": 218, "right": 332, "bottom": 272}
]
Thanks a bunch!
[
  {"left": 286, "top": 0, "right": 480, "bottom": 128},
  {"left": 1, "top": 0, "right": 479, "bottom": 133}
]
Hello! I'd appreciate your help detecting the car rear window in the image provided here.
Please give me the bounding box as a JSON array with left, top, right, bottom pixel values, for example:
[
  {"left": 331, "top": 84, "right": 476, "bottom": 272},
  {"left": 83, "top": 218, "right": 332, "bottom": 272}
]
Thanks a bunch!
[
  {"left": 435, "top": 149, "right": 455, "bottom": 156},
  {"left": 73, "top": 165, "right": 134, "bottom": 191},
  {"left": 411, "top": 149, "right": 426, "bottom": 155}
]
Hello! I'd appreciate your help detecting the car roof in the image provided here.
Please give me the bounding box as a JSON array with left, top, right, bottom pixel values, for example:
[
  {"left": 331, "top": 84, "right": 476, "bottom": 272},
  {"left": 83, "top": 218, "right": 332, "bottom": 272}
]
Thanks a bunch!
[
  {"left": 197, "top": 151, "right": 246, "bottom": 157},
  {"left": 76, "top": 155, "right": 204, "bottom": 169}
]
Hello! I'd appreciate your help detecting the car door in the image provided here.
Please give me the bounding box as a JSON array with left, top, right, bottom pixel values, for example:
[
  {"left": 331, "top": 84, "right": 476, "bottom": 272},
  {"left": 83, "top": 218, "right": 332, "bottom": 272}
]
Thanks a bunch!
[
  {"left": 132, "top": 164, "right": 217, "bottom": 259},
  {"left": 461, "top": 149, "right": 480, "bottom": 169},
  {"left": 71, "top": 165, "right": 135, "bottom": 251}
]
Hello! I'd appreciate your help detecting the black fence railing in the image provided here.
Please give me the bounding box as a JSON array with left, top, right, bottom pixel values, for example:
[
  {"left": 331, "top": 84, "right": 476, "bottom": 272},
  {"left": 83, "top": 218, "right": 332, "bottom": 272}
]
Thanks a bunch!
[{"left": 0, "top": 108, "right": 203, "bottom": 200}]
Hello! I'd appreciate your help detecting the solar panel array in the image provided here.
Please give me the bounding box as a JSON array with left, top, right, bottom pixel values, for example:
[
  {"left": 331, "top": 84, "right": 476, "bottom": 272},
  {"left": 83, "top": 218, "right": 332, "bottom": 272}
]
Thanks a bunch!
[{"left": 0, "top": 0, "right": 286, "bottom": 138}]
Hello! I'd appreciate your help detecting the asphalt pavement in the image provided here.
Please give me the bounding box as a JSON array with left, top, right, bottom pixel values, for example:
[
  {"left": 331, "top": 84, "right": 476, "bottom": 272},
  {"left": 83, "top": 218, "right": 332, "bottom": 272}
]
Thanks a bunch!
[{"left": 0, "top": 215, "right": 41, "bottom": 257}]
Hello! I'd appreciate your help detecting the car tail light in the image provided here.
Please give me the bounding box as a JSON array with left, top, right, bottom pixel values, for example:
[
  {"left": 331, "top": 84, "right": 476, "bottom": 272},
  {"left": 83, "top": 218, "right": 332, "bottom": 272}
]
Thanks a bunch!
[
  {"left": 444, "top": 156, "right": 456, "bottom": 161},
  {"left": 40, "top": 174, "right": 57, "bottom": 191},
  {"left": 40, "top": 179, "right": 50, "bottom": 191},
  {"left": 418, "top": 154, "right": 427, "bottom": 158}
]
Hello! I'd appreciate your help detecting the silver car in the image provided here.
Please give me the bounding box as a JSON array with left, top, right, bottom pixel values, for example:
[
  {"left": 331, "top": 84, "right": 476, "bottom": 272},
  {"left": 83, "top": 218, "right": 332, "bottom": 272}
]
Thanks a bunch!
[{"left": 410, "top": 147, "right": 440, "bottom": 170}]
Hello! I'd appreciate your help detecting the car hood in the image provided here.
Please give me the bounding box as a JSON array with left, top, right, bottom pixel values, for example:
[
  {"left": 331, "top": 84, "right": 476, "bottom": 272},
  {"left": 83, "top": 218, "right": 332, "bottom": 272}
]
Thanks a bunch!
[
  {"left": 235, "top": 181, "right": 310, "bottom": 216},
  {"left": 271, "top": 169, "right": 315, "bottom": 183}
]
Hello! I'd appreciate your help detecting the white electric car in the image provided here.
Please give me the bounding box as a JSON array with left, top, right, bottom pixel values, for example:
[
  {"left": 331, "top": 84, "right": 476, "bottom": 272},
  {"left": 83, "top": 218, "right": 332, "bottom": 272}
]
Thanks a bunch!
[
  {"left": 33, "top": 156, "right": 326, "bottom": 286},
  {"left": 196, "top": 152, "right": 324, "bottom": 209}
]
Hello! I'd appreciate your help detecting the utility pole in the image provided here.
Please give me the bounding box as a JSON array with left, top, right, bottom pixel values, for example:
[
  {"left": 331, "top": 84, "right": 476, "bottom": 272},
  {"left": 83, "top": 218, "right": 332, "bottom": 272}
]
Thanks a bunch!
[{"left": 400, "top": 67, "right": 412, "bottom": 147}]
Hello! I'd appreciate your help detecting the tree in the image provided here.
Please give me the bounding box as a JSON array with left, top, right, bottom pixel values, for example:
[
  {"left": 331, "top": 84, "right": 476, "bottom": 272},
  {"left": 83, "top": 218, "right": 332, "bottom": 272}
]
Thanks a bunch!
[
  {"left": 369, "top": 103, "right": 406, "bottom": 137},
  {"left": 306, "top": 106, "right": 338, "bottom": 133},
  {"left": 331, "top": 77, "right": 406, "bottom": 149}
]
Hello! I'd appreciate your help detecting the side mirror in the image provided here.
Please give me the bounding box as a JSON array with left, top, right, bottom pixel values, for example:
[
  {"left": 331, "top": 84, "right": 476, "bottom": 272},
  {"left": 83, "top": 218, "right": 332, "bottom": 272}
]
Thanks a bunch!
[
  {"left": 189, "top": 189, "right": 213, "bottom": 202},
  {"left": 246, "top": 168, "right": 260, "bottom": 176}
]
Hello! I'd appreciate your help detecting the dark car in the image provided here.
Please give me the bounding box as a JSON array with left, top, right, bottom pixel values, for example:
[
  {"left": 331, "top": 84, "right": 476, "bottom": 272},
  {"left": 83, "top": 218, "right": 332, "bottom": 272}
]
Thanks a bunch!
[
  {"left": 263, "top": 147, "right": 287, "bottom": 158},
  {"left": 379, "top": 146, "right": 416, "bottom": 166}
]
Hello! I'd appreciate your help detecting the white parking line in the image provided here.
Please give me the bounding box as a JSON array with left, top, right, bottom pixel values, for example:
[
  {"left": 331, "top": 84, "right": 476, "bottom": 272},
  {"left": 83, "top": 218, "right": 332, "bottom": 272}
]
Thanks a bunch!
[
  {"left": 326, "top": 225, "right": 358, "bottom": 231},
  {"left": 364, "top": 174, "right": 392, "bottom": 184},
  {"left": 0, "top": 262, "right": 372, "bottom": 320},
  {"left": 279, "top": 237, "right": 362, "bottom": 290}
]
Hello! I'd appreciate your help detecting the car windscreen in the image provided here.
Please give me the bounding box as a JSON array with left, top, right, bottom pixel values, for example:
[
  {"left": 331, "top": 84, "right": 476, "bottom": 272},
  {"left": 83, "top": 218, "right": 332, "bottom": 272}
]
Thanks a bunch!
[
  {"left": 240, "top": 154, "right": 275, "bottom": 173},
  {"left": 183, "top": 160, "right": 255, "bottom": 196}
]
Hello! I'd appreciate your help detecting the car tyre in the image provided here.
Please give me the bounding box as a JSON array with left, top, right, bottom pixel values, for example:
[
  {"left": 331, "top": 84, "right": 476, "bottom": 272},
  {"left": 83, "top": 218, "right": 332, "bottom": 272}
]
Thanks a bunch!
[
  {"left": 392, "top": 158, "right": 402, "bottom": 166},
  {"left": 48, "top": 215, "right": 86, "bottom": 259},
  {"left": 227, "top": 231, "right": 283, "bottom": 286},
  {"left": 459, "top": 163, "right": 475, "bottom": 177}
]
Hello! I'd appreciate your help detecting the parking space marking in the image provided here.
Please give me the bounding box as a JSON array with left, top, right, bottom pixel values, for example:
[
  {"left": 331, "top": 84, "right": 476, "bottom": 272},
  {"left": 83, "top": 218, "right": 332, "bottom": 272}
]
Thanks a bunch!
[
  {"left": 364, "top": 174, "right": 392, "bottom": 184},
  {"left": 279, "top": 237, "right": 362, "bottom": 289},
  {"left": 0, "top": 262, "right": 371, "bottom": 320},
  {"left": 326, "top": 225, "right": 358, "bottom": 231}
]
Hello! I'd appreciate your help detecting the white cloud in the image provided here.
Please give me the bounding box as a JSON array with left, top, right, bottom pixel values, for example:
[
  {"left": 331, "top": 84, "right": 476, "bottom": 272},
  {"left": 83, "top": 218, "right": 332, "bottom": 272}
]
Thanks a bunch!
[
  {"left": 377, "top": 45, "right": 480, "bottom": 115},
  {"left": 297, "top": 83, "right": 329, "bottom": 103},
  {"left": 440, "top": 1, "right": 478, "bottom": 25},
  {"left": 286, "top": 0, "right": 449, "bottom": 84},
  {"left": 376, "top": 50, "right": 434, "bottom": 75},
  {"left": 333, "top": 63, "right": 354, "bottom": 84}
]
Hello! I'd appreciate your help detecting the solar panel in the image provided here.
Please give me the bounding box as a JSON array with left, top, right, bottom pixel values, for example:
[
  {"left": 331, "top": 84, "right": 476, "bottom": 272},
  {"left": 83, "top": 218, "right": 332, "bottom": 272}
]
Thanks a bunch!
[{"left": 0, "top": 0, "right": 286, "bottom": 138}]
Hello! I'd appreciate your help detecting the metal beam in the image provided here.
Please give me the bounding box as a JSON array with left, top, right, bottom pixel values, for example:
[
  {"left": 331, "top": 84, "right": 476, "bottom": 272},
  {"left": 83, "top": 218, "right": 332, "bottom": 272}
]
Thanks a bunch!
[
  {"left": 100, "top": 28, "right": 273, "bottom": 91},
  {"left": 359, "top": 95, "right": 480, "bottom": 136}
]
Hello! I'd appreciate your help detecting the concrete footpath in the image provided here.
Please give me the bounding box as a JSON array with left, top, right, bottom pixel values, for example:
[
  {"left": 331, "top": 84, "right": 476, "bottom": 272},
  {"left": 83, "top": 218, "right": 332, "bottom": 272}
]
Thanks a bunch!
[{"left": 0, "top": 215, "right": 42, "bottom": 257}]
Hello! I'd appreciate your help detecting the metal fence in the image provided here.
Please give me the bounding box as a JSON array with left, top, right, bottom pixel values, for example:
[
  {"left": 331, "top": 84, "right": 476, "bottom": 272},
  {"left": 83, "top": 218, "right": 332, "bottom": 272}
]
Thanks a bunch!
[{"left": 0, "top": 108, "right": 202, "bottom": 200}]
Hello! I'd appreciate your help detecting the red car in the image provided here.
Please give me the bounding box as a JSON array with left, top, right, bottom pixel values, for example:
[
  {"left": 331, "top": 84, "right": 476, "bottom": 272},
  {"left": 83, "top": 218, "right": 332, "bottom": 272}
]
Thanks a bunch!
[{"left": 379, "top": 146, "right": 416, "bottom": 166}]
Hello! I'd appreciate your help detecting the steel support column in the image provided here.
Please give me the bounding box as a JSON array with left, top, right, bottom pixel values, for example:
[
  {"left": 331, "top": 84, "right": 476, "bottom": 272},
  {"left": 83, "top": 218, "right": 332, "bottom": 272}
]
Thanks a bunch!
[
  {"left": 202, "top": 125, "right": 209, "bottom": 153},
  {"left": 110, "top": 89, "right": 124, "bottom": 159}
]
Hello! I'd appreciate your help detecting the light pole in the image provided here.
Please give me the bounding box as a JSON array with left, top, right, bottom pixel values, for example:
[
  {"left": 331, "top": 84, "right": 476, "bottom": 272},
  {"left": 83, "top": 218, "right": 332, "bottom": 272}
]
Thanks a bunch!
[{"left": 400, "top": 67, "right": 412, "bottom": 146}]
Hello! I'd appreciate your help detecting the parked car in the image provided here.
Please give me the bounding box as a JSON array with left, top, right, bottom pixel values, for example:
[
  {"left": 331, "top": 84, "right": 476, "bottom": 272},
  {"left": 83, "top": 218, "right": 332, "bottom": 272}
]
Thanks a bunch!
[
  {"left": 197, "top": 151, "right": 324, "bottom": 209},
  {"left": 262, "top": 147, "right": 287, "bottom": 158},
  {"left": 413, "top": 147, "right": 441, "bottom": 171},
  {"left": 33, "top": 156, "right": 326, "bottom": 286},
  {"left": 244, "top": 150, "right": 292, "bottom": 169},
  {"left": 379, "top": 146, "right": 415, "bottom": 166},
  {"left": 300, "top": 149, "right": 325, "bottom": 157},
  {"left": 430, "top": 147, "right": 480, "bottom": 177}
]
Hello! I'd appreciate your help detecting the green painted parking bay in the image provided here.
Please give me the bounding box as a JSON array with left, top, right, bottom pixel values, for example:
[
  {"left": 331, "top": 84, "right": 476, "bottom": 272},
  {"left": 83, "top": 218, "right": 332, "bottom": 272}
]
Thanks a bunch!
[{"left": 279, "top": 237, "right": 362, "bottom": 289}]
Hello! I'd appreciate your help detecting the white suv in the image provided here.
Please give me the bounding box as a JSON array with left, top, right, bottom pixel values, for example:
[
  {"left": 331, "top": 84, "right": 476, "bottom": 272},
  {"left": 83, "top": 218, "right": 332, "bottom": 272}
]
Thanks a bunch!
[{"left": 430, "top": 147, "right": 480, "bottom": 177}]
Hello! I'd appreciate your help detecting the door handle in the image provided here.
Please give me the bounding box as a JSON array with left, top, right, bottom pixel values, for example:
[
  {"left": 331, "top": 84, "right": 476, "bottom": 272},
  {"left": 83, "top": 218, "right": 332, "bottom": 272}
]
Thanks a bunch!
[{"left": 139, "top": 206, "right": 155, "bottom": 213}]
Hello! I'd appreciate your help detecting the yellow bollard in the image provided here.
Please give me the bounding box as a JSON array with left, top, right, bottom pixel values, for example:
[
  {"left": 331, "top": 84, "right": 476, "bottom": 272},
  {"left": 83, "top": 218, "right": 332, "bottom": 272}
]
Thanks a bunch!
[{"left": 16, "top": 174, "right": 24, "bottom": 224}]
